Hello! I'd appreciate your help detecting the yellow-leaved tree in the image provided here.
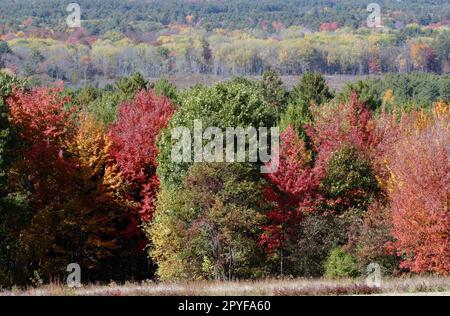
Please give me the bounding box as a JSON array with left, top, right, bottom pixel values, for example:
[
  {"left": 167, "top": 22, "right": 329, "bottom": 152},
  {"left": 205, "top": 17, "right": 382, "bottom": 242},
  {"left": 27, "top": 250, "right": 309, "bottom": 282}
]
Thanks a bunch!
[{"left": 66, "top": 115, "right": 150, "bottom": 281}]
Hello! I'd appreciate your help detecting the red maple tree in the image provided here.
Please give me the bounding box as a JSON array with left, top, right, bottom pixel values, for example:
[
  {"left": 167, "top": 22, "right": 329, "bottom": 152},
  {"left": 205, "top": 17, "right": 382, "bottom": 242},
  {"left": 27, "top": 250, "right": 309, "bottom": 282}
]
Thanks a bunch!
[
  {"left": 260, "top": 126, "right": 321, "bottom": 252},
  {"left": 385, "top": 106, "right": 450, "bottom": 274},
  {"left": 7, "top": 85, "right": 76, "bottom": 205},
  {"left": 109, "top": 89, "right": 175, "bottom": 222},
  {"left": 306, "top": 93, "right": 378, "bottom": 180},
  {"left": 261, "top": 94, "right": 380, "bottom": 255}
]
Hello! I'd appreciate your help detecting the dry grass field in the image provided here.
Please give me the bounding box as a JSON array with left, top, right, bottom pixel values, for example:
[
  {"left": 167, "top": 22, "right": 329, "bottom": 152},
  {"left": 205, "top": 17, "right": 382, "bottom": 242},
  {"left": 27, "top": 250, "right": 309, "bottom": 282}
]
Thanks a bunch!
[{"left": 1, "top": 276, "right": 449, "bottom": 296}]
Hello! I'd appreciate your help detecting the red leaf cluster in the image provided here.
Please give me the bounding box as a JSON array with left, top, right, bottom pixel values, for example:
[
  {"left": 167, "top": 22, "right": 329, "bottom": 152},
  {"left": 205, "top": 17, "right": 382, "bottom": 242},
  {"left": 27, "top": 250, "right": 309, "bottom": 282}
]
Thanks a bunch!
[
  {"left": 7, "top": 86, "right": 76, "bottom": 204},
  {"left": 109, "top": 90, "right": 175, "bottom": 221},
  {"left": 260, "top": 126, "right": 321, "bottom": 252},
  {"left": 261, "top": 94, "right": 379, "bottom": 253},
  {"left": 306, "top": 93, "right": 378, "bottom": 179},
  {"left": 385, "top": 107, "right": 450, "bottom": 274}
]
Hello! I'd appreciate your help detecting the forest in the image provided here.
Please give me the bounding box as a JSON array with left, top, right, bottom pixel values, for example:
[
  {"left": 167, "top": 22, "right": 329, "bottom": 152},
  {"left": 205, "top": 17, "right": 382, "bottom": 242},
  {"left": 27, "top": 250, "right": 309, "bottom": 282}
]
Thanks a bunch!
[
  {"left": 0, "top": 70, "right": 448, "bottom": 286},
  {"left": 1, "top": 0, "right": 449, "bottom": 32},
  {"left": 0, "top": 0, "right": 448, "bottom": 291},
  {"left": 0, "top": 0, "right": 449, "bottom": 86}
]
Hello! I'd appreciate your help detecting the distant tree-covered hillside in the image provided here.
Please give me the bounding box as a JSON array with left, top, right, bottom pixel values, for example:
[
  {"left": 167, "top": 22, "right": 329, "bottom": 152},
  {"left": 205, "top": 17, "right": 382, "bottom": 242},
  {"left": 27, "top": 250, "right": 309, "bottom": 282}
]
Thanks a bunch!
[{"left": 0, "top": 0, "right": 449, "bottom": 34}]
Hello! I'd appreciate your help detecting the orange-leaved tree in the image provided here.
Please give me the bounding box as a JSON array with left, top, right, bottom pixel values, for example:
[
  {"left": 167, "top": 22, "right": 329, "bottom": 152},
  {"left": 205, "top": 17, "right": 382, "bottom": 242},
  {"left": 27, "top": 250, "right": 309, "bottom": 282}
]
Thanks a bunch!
[
  {"left": 385, "top": 101, "right": 449, "bottom": 275},
  {"left": 65, "top": 115, "right": 150, "bottom": 281}
]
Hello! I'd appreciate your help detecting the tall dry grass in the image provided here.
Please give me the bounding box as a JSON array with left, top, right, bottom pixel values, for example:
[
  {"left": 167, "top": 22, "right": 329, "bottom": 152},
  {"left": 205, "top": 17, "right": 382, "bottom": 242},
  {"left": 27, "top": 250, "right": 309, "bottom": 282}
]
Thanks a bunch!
[{"left": 1, "top": 276, "right": 449, "bottom": 296}]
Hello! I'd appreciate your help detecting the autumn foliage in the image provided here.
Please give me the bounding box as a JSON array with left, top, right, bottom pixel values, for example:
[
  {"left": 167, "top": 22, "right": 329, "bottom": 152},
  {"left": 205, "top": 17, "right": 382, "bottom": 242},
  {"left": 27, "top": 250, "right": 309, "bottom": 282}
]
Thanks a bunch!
[
  {"left": 306, "top": 93, "right": 378, "bottom": 179},
  {"left": 260, "top": 126, "right": 319, "bottom": 252},
  {"left": 3, "top": 85, "right": 172, "bottom": 283},
  {"left": 7, "top": 86, "right": 76, "bottom": 206},
  {"left": 383, "top": 102, "right": 450, "bottom": 275},
  {"left": 109, "top": 90, "right": 175, "bottom": 222},
  {"left": 0, "top": 73, "right": 448, "bottom": 286},
  {"left": 260, "top": 93, "right": 382, "bottom": 275}
]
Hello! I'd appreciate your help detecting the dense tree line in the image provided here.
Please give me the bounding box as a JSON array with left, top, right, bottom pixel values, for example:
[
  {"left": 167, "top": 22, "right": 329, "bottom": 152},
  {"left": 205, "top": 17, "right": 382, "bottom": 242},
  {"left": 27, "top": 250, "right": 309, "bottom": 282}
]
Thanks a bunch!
[
  {"left": 1, "top": 27, "right": 449, "bottom": 85},
  {"left": 0, "top": 1, "right": 449, "bottom": 84},
  {"left": 0, "top": 70, "right": 448, "bottom": 287},
  {"left": 0, "top": 0, "right": 449, "bottom": 33}
]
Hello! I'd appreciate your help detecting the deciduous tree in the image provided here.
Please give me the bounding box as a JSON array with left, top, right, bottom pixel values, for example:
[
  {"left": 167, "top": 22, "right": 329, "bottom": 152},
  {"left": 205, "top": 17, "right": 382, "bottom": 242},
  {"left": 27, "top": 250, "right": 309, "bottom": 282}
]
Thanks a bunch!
[
  {"left": 109, "top": 89, "right": 175, "bottom": 222},
  {"left": 386, "top": 102, "right": 450, "bottom": 275}
]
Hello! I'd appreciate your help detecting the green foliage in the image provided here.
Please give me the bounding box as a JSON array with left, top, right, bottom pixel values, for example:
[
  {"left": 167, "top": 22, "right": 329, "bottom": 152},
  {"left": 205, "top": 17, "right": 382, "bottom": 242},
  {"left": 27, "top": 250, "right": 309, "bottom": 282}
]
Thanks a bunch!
[
  {"left": 30, "top": 49, "right": 44, "bottom": 63},
  {"left": 279, "top": 103, "right": 309, "bottom": 135},
  {"left": 80, "top": 76, "right": 149, "bottom": 126},
  {"left": 320, "top": 145, "right": 380, "bottom": 213},
  {"left": 290, "top": 73, "right": 333, "bottom": 110},
  {"left": 0, "top": 41, "right": 12, "bottom": 55},
  {"left": 22, "top": 49, "right": 45, "bottom": 77},
  {"left": 259, "top": 69, "right": 287, "bottom": 109},
  {"left": 1, "top": 0, "right": 447, "bottom": 33},
  {"left": 75, "top": 84, "right": 101, "bottom": 107},
  {"left": 0, "top": 192, "right": 31, "bottom": 287},
  {"left": 0, "top": 74, "right": 30, "bottom": 287},
  {"left": 286, "top": 213, "right": 353, "bottom": 277},
  {"left": 86, "top": 91, "right": 122, "bottom": 125},
  {"left": 434, "top": 31, "right": 450, "bottom": 62},
  {"left": 157, "top": 79, "right": 279, "bottom": 188},
  {"left": 157, "top": 46, "right": 170, "bottom": 59},
  {"left": 0, "top": 73, "right": 28, "bottom": 184},
  {"left": 281, "top": 73, "right": 332, "bottom": 137},
  {"left": 148, "top": 163, "right": 268, "bottom": 280},
  {"left": 115, "top": 72, "right": 148, "bottom": 98},
  {"left": 364, "top": 73, "right": 450, "bottom": 112},
  {"left": 200, "top": 38, "right": 213, "bottom": 74},
  {"left": 324, "top": 247, "right": 360, "bottom": 278},
  {"left": 0, "top": 75, "right": 22, "bottom": 181},
  {"left": 439, "top": 77, "right": 450, "bottom": 101},
  {"left": 152, "top": 78, "right": 179, "bottom": 105},
  {"left": 338, "top": 80, "right": 382, "bottom": 111},
  {"left": 145, "top": 186, "right": 190, "bottom": 280}
]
